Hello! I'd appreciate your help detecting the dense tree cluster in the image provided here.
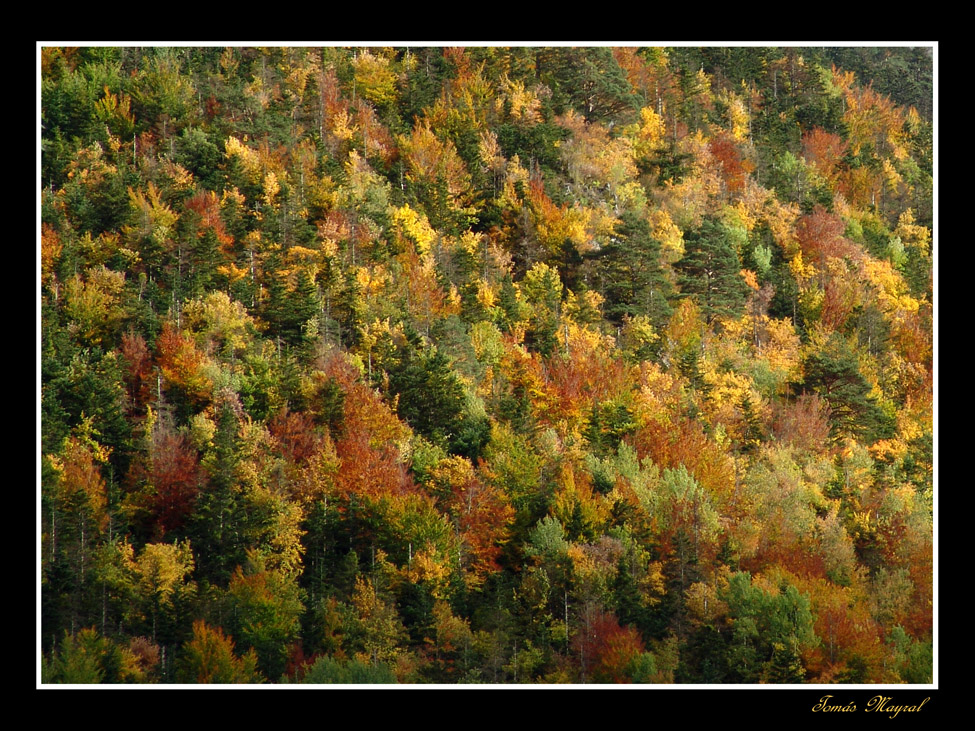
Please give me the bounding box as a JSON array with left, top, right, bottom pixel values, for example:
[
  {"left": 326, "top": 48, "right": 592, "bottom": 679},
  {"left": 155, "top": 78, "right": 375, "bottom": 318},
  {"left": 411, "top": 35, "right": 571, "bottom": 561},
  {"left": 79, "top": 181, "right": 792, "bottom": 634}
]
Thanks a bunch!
[{"left": 40, "top": 45, "right": 933, "bottom": 684}]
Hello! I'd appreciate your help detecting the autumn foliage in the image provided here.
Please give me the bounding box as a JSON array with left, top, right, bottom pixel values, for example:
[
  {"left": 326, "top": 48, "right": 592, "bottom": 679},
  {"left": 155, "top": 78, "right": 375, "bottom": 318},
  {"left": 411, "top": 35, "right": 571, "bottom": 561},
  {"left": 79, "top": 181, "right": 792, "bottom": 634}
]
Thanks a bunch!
[{"left": 41, "top": 45, "right": 933, "bottom": 686}]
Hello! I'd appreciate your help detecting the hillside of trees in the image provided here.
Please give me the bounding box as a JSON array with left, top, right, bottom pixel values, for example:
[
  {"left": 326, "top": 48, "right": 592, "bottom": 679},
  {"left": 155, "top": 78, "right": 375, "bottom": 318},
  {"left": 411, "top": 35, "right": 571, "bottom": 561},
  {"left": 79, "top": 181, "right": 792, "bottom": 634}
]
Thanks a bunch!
[{"left": 39, "top": 45, "right": 934, "bottom": 685}]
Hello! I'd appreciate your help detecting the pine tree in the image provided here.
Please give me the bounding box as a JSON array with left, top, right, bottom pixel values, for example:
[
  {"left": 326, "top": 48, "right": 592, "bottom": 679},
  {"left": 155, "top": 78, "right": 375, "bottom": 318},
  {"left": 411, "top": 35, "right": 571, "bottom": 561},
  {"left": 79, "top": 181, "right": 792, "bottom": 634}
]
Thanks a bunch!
[
  {"left": 189, "top": 398, "right": 246, "bottom": 584},
  {"left": 262, "top": 266, "right": 319, "bottom": 349},
  {"left": 385, "top": 341, "right": 484, "bottom": 458},
  {"left": 544, "top": 47, "right": 641, "bottom": 123},
  {"left": 593, "top": 210, "right": 674, "bottom": 330},
  {"left": 676, "top": 217, "right": 748, "bottom": 325},
  {"left": 189, "top": 229, "right": 221, "bottom": 296},
  {"left": 762, "top": 641, "right": 806, "bottom": 683},
  {"left": 520, "top": 262, "right": 562, "bottom": 357},
  {"left": 798, "top": 333, "right": 895, "bottom": 442},
  {"left": 289, "top": 268, "right": 320, "bottom": 346}
]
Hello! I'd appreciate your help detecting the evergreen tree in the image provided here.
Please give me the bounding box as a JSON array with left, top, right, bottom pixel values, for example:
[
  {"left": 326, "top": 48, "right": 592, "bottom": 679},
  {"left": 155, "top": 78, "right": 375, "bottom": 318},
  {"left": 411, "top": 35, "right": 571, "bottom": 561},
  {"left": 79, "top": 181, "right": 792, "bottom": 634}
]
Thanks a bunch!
[
  {"left": 762, "top": 641, "right": 806, "bottom": 683},
  {"left": 44, "top": 629, "right": 127, "bottom": 684},
  {"left": 299, "top": 655, "right": 397, "bottom": 684},
  {"left": 188, "top": 229, "right": 222, "bottom": 297},
  {"left": 592, "top": 210, "right": 674, "bottom": 330},
  {"left": 798, "top": 333, "right": 895, "bottom": 442},
  {"left": 385, "top": 338, "right": 487, "bottom": 458},
  {"left": 542, "top": 47, "right": 641, "bottom": 124},
  {"left": 520, "top": 262, "right": 562, "bottom": 357},
  {"left": 675, "top": 217, "right": 748, "bottom": 325},
  {"left": 262, "top": 266, "right": 320, "bottom": 349},
  {"left": 676, "top": 624, "right": 729, "bottom": 683},
  {"left": 189, "top": 398, "right": 247, "bottom": 584}
]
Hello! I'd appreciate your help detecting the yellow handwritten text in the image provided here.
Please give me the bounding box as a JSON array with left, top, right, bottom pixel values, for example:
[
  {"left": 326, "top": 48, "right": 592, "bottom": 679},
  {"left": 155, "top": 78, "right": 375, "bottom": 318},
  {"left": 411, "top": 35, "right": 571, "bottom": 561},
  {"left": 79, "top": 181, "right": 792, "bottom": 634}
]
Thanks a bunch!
[
  {"left": 812, "top": 695, "right": 857, "bottom": 712},
  {"left": 865, "top": 696, "right": 931, "bottom": 719}
]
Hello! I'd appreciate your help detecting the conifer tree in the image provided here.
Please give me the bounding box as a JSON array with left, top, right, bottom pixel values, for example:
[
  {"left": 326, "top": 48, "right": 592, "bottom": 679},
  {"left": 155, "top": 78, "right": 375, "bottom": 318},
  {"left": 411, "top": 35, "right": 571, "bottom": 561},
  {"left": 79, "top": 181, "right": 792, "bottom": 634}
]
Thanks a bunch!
[
  {"left": 675, "top": 217, "right": 748, "bottom": 325},
  {"left": 798, "top": 333, "right": 895, "bottom": 442},
  {"left": 189, "top": 397, "right": 247, "bottom": 584},
  {"left": 592, "top": 209, "right": 674, "bottom": 330}
]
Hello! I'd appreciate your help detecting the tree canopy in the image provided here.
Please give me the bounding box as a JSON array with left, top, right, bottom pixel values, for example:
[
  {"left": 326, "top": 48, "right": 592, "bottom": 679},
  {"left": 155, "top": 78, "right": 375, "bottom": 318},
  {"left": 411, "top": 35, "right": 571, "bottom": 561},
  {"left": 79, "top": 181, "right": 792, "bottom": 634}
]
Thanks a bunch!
[{"left": 40, "top": 44, "right": 934, "bottom": 686}]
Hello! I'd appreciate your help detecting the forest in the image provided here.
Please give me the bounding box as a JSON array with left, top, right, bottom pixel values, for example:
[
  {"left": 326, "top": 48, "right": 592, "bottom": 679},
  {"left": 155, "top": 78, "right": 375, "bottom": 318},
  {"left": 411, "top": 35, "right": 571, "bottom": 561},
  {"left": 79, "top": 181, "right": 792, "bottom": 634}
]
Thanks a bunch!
[{"left": 39, "top": 45, "right": 934, "bottom": 685}]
